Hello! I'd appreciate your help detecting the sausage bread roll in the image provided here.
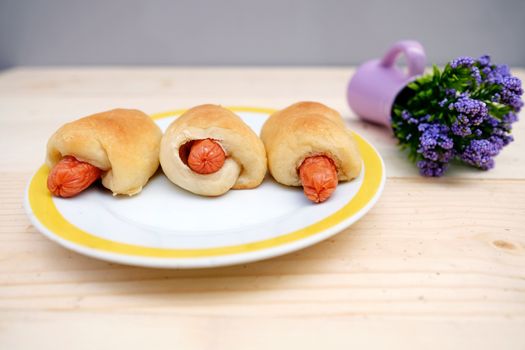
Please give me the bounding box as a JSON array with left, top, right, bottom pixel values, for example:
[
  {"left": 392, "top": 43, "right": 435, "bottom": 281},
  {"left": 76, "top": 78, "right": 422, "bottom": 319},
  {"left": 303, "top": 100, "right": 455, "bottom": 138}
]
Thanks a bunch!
[
  {"left": 46, "top": 109, "right": 162, "bottom": 197},
  {"left": 261, "top": 101, "right": 362, "bottom": 203},
  {"left": 160, "top": 104, "right": 267, "bottom": 196}
]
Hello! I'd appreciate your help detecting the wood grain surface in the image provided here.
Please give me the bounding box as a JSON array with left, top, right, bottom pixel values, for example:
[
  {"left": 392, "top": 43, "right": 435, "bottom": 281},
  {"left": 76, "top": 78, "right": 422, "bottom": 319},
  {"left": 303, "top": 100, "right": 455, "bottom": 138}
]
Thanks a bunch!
[{"left": 0, "top": 67, "right": 524, "bottom": 349}]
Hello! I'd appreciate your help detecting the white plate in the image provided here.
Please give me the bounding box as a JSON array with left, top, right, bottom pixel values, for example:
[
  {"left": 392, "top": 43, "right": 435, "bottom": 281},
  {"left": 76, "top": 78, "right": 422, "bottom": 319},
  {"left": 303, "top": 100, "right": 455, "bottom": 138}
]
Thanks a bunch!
[{"left": 24, "top": 107, "right": 385, "bottom": 268}]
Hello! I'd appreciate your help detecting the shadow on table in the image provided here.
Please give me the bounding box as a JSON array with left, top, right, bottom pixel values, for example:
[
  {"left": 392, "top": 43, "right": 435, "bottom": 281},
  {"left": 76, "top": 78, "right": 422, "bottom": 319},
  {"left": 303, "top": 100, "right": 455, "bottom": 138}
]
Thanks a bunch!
[{"left": 33, "top": 223, "right": 364, "bottom": 311}]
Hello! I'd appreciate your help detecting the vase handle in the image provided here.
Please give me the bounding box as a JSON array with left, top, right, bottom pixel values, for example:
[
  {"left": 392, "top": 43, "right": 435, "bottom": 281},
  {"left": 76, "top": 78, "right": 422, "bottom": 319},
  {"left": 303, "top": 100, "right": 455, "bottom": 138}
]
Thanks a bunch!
[{"left": 380, "top": 40, "right": 426, "bottom": 77}]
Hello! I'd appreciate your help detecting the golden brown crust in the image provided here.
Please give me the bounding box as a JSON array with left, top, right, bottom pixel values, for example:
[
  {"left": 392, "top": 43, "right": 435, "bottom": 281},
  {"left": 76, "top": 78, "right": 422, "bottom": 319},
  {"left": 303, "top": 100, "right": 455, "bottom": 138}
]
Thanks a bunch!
[
  {"left": 160, "top": 104, "right": 267, "bottom": 196},
  {"left": 46, "top": 108, "right": 162, "bottom": 195},
  {"left": 260, "top": 101, "right": 362, "bottom": 186}
]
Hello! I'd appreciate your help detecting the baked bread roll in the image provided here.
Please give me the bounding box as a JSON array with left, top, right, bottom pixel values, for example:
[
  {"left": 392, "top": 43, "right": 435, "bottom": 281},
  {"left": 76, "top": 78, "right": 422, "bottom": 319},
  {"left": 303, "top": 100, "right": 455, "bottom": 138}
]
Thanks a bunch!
[
  {"left": 160, "top": 104, "right": 267, "bottom": 196},
  {"left": 46, "top": 108, "right": 162, "bottom": 197},
  {"left": 261, "top": 101, "right": 362, "bottom": 203}
]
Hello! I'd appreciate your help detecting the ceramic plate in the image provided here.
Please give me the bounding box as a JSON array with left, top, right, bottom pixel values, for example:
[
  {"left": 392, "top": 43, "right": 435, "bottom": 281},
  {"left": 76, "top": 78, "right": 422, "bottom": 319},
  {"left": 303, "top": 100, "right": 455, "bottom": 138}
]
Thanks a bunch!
[{"left": 24, "top": 107, "right": 385, "bottom": 268}]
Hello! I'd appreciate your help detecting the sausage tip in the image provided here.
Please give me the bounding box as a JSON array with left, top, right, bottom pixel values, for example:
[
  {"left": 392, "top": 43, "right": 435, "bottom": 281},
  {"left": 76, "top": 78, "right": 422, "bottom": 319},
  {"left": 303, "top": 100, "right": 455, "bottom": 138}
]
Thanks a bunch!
[
  {"left": 299, "top": 156, "right": 338, "bottom": 203},
  {"left": 187, "top": 139, "right": 226, "bottom": 175},
  {"left": 47, "top": 156, "right": 101, "bottom": 198}
]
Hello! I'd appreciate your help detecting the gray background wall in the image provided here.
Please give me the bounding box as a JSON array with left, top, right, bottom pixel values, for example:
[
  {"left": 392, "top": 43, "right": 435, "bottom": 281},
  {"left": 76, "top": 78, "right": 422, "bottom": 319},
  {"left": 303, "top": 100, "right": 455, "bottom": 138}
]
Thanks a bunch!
[{"left": 0, "top": 0, "right": 524, "bottom": 69}]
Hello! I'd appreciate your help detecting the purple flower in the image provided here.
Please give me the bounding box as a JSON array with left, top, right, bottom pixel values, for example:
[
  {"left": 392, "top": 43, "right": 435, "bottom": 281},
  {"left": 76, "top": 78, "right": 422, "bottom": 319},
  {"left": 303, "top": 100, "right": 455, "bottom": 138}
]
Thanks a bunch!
[
  {"left": 450, "top": 56, "right": 475, "bottom": 68},
  {"left": 401, "top": 110, "right": 412, "bottom": 121},
  {"left": 421, "top": 114, "right": 431, "bottom": 123},
  {"left": 445, "top": 88, "right": 457, "bottom": 97},
  {"left": 439, "top": 149, "right": 456, "bottom": 163},
  {"left": 460, "top": 139, "right": 500, "bottom": 170},
  {"left": 419, "top": 128, "right": 437, "bottom": 149},
  {"left": 496, "top": 64, "right": 510, "bottom": 76},
  {"left": 508, "top": 95, "right": 524, "bottom": 111},
  {"left": 501, "top": 76, "right": 523, "bottom": 98},
  {"left": 491, "top": 93, "right": 501, "bottom": 102},
  {"left": 490, "top": 133, "right": 513, "bottom": 147},
  {"left": 477, "top": 55, "right": 490, "bottom": 66},
  {"left": 420, "top": 149, "right": 439, "bottom": 161},
  {"left": 450, "top": 96, "right": 488, "bottom": 125},
  {"left": 438, "top": 98, "right": 448, "bottom": 108},
  {"left": 498, "top": 76, "right": 524, "bottom": 111},
  {"left": 486, "top": 116, "right": 499, "bottom": 127},
  {"left": 485, "top": 64, "right": 511, "bottom": 85},
  {"left": 418, "top": 123, "right": 450, "bottom": 151},
  {"left": 451, "top": 122, "right": 472, "bottom": 136},
  {"left": 415, "top": 122, "right": 455, "bottom": 167},
  {"left": 502, "top": 112, "right": 518, "bottom": 124},
  {"left": 502, "top": 76, "right": 522, "bottom": 94},
  {"left": 457, "top": 114, "right": 469, "bottom": 124},
  {"left": 438, "top": 134, "right": 454, "bottom": 150},
  {"left": 400, "top": 110, "right": 420, "bottom": 125},
  {"left": 417, "top": 160, "right": 447, "bottom": 177},
  {"left": 471, "top": 66, "right": 482, "bottom": 84}
]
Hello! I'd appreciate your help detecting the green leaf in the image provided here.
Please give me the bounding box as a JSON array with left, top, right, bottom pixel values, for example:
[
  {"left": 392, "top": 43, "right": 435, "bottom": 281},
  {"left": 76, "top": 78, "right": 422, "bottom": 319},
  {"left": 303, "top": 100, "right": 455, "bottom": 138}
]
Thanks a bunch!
[
  {"left": 432, "top": 64, "right": 441, "bottom": 81},
  {"left": 407, "top": 82, "right": 419, "bottom": 90}
]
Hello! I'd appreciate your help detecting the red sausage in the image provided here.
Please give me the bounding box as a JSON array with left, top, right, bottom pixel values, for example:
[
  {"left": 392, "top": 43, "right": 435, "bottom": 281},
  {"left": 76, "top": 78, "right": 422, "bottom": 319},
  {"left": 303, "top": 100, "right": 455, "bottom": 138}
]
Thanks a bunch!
[
  {"left": 47, "top": 156, "right": 101, "bottom": 198},
  {"left": 299, "top": 156, "right": 338, "bottom": 203},
  {"left": 187, "top": 139, "right": 226, "bottom": 174}
]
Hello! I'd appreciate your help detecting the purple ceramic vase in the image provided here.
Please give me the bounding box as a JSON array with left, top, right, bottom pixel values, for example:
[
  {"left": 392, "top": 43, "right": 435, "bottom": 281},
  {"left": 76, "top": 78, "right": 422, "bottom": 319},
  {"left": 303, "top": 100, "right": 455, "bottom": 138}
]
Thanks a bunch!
[{"left": 347, "top": 40, "right": 427, "bottom": 127}]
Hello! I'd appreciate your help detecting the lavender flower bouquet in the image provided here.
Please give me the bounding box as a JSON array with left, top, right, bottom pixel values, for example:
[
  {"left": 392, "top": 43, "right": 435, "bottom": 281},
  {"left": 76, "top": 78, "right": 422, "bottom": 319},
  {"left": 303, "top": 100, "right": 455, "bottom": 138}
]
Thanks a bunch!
[{"left": 391, "top": 56, "right": 523, "bottom": 176}]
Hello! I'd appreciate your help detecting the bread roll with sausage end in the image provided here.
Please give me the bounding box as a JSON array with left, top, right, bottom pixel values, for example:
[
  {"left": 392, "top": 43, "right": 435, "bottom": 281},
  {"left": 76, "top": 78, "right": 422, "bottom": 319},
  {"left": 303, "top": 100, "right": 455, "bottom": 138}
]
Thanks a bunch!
[
  {"left": 46, "top": 108, "right": 162, "bottom": 196},
  {"left": 160, "top": 104, "right": 267, "bottom": 196},
  {"left": 261, "top": 101, "right": 362, "bottom": 203}
]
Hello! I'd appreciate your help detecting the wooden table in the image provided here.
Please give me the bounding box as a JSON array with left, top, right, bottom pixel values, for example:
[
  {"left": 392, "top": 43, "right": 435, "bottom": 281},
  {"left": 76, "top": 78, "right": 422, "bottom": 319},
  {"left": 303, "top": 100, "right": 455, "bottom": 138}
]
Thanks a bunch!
[{"left": 1, "top": 67, "right": 524, "bottom": 349}]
